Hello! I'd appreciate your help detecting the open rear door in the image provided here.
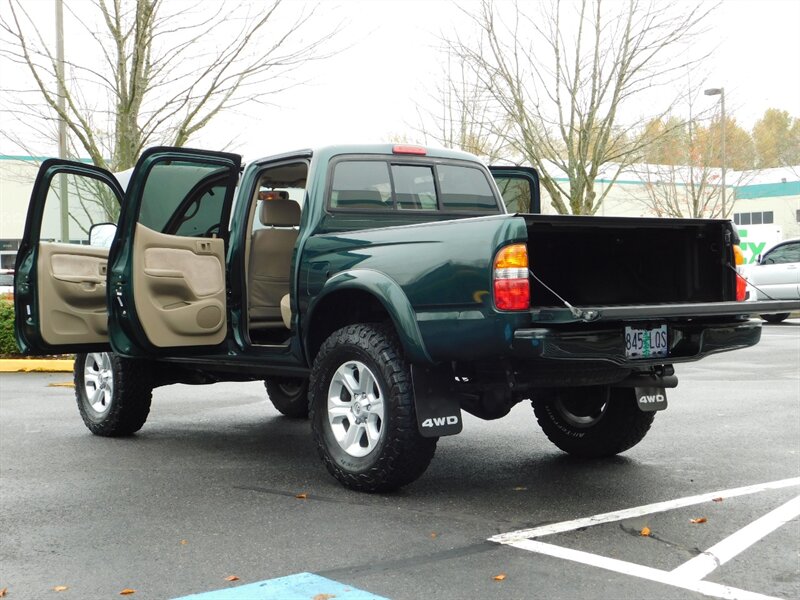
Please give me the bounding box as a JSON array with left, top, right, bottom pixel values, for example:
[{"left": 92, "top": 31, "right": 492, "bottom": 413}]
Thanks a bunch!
[
  {"left": 15, "top": 160, "right": 123, "bottom": 355},
  {"left": 108, "top": 147, "right": 241, "bottom": 357},
  {"left": 489, "top": 166, "right": 541, "bottom": 214}
]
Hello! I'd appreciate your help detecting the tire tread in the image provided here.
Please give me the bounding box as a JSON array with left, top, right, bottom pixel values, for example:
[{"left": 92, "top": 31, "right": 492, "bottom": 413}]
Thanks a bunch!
[{"left": 309, "top": 324, "right": 437, "bottom": 492}]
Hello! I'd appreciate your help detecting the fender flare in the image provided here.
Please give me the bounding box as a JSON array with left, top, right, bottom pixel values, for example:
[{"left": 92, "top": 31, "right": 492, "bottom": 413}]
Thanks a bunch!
[{"left": 304, "top": 269, "right": 432, "bottom": 364}]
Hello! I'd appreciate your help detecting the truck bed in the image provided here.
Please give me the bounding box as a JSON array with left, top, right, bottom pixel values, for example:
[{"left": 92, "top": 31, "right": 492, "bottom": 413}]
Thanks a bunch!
[{"left": 522, "top": 215, "right": 735, "bottom": 307}]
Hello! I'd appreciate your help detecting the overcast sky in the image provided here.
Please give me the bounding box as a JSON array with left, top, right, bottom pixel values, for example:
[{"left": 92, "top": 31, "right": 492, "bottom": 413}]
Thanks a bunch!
[
  {"left": 1, "top": 0, "right": 798, "bottom": 162},
  {"left": 202, "top": 0, "right": 800, "bottom": 161}
]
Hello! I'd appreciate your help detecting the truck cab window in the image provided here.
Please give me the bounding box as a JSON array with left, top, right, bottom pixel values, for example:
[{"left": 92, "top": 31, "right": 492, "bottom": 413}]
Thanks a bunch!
[
  {"left": 392, "top": 165, "right": 436, "bottom": 210},
  {"left": 330, "top": 161, "right": 392, "bottom": 209},
  {"left": 42, "top": 173, "right": 120, "bottom": 246},
  {"left": 437, "top": 165, "right": 498, "bottom": 212},
  {"left": 137, "top": 161, "right": 230, "bottom": 237},
  {"left": 329, "top": 159, "right": 501, "bottom": 214}
]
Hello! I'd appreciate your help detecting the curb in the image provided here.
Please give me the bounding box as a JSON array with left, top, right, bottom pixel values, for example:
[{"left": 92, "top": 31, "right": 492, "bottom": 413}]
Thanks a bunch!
[{"left": 0, "top": 359, "right": 74, "bottom": 373}]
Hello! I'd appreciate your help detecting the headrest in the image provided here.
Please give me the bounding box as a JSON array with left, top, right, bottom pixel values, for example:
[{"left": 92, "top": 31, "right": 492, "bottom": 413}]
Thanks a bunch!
[{"left": 259, "top": 198, "right": 301, "bottom": 227}]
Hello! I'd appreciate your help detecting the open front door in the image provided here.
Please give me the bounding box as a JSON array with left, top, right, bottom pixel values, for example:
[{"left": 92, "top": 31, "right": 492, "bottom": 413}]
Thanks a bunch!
[
  {"left": 14, "top": 160, "right": 124, "bottom": 355},
  {"left": 489, "top": 166, "right": 541, "bottom": 214},
  {"left": 108, "top": 147, "right": 241, "bottom": 357}
]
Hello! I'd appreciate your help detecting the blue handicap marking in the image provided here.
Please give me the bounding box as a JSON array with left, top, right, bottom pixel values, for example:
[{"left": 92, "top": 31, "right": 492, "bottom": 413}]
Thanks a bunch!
[{"left": 173, "top": 572, "right": 390, "bottom": 600}]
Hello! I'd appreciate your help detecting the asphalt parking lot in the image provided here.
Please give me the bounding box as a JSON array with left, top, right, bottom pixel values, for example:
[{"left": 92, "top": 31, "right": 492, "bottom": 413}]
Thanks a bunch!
[{"left": 1, "top": 322, "right": 798, "bottom": 599}]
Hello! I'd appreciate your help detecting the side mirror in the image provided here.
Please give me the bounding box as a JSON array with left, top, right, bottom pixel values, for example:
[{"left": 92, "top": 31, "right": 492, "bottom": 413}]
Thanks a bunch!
[
  {"left": 756, "top": 254, "right": 763, "bottom": 265},
  {"left": 89, "top": 222, "right": 117, "bottom": 248}
]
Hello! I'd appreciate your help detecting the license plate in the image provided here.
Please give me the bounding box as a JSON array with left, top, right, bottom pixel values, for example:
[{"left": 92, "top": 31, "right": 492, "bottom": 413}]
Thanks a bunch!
[{"left": 625, "top": 325, "right": 668, "bottom": 359}]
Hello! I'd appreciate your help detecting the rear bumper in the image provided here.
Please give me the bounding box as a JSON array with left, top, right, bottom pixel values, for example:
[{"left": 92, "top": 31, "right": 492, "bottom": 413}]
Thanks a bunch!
[
  {"left": 526, "top": 300, "right": 800, "bottom": 324},
  {"left": 512, "top": 318, "right": 762, "bottom": 367}
]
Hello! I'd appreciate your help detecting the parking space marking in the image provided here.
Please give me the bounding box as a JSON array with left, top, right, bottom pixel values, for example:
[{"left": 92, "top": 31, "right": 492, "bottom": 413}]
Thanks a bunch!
[
  {"left": 173, "top": 572, "right": 389, "bottom": 600},
  {"left": 509, "top": 539, "right": 778, "bottom": 600},
  {"left": 670, "top": 495, "right": 800, "bottom": 581},
  {"left": 490, "top": 477, "right": 800, "bottom": 600},
  {"left": 490, "top": 476, "right": 800, "bottom": 544}
]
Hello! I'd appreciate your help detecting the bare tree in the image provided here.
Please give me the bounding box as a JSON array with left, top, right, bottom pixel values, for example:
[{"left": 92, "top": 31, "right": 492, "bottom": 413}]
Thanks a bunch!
[
  {"left": 414, "top": 52, "right": 511, "bottom": 163},
  {"left": 0, "top": 0, "right": 337, "bottom": 173},
  {"left": 443, "top": 0, "right": 717, "bottom": 215},
  {"left": 632, "top": 90, "right": 755, "bottom": 219}
]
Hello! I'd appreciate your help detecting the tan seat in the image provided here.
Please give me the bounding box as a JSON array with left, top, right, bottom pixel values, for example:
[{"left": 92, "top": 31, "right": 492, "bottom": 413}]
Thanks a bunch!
[
  {"left": 248, "top": 199, "right": 300, "bottom": 329},
  {"left": 280, "top": 294, "right": 291, "bottom": 329}
]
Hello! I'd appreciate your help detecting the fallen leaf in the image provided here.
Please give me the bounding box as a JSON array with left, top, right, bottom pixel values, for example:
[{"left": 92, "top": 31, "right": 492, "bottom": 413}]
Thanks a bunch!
[
  {"left": 640, "top": 526, "right": 651, "bottom": 537},
  {"left": 430, "top": 532, "right": 437, "bottom": 539},
  {"left": 180, "top": 540, "right": 188, "bottom": 545},
  {"left": 119, "top": 590, "right": 135, "bottom": 596},
  {"left": 690, "top": 517, "right": 708, "bottom": 524},
  {"left": 313, "top": 595, "right": 336, "bottom": 600},
  {"left": 712, "top": 497, "right": 724, "bottom": 503},
  {"left": 493, "top": 573, "right": 506, "bottom": 581},
  {"left": 295, "top": 493, "right": 308, "bottom": 499},
  {"left": 0, "top": 588, "right": 7, "bottom": 598},
  {"left": 53, "top": 585, "right": 69, "bottom": 592},
  {"left": 513, "top": 486, "right": 527, "bottom": 491},
  {"left": 224, "top": 576, "right": 240, "bottom": 582}
]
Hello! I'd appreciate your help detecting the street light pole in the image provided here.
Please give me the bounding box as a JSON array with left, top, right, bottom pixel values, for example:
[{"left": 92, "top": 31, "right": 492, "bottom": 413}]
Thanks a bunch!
[
  {"left": 704, "top": 87, "right": 726, "bottom": 217},
  {"left": 56, "top": 0, "right": 69, "bottom": 243}
]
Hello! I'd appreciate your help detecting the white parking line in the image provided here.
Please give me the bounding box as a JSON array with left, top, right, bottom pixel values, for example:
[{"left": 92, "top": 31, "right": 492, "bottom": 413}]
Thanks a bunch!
[
  {"left": 490, "top": 477, "right": 800, "bottom": 600},
  {"left": 670, "top": 495, "right": 800, "bottom": 581},
  {"left": 510, "top": 539, "right": 780, "bottom": 600},
  {"left": 490, "top": 476, "right": 800, "bottom": 544}
]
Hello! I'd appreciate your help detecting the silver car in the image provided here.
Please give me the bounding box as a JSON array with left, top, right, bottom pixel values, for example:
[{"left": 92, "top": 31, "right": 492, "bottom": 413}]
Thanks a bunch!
[
  {"left": 745, "top": 238, "right": 800, "bottom": 323},
  {"left": 0, "top": 270, "right": 14, "bottom": 297}
]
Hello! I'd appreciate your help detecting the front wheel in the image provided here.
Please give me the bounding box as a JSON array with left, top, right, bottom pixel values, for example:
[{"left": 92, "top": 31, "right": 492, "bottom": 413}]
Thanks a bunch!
[
  {"left": 761, "top": 313, "right": 790, "bottom": 324},
  {"left": 74, "top": 352, "right": 153, "bottom": 436},
  {"left": 264, "top": 377, "right": 309, "bottom": 418},
  {"left": 309, "top": 324, "right": 437, "bottom": 492},
  {"left": 533, "top": 386, "right": 654, "bottom": 457}
]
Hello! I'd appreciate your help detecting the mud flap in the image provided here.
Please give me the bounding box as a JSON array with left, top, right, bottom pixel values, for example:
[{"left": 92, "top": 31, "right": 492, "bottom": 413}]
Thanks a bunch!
[
  {"left": 410, "top": 364, "right": 462, "bottom": 438},
  {"left": 635, "top": 387, "right": 668, "bottom": 412}
]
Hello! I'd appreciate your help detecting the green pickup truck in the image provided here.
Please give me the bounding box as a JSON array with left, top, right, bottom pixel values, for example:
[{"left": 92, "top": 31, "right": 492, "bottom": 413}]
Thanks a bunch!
[{"left": 14, "top": 144, "right": 797, "bottom": 491}]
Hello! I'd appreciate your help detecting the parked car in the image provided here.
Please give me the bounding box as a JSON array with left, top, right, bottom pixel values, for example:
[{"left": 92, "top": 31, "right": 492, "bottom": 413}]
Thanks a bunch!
[
  {"left": 743, "top": 238, "right": 800, "bottom": 323},
  {"left": 0, "top": 269, "right": 14, "bottom": 298}
]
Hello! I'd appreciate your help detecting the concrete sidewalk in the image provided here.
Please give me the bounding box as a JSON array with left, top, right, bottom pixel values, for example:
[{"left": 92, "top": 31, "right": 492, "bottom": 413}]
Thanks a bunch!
[{"left": 0, "top": 359, "right": 73, "bottom": 372}]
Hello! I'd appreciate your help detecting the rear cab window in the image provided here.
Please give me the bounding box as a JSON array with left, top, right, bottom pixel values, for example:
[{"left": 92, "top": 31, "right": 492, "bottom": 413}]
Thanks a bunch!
[{"left": 328, "top": 156, "right": 502, "bottom": 214}]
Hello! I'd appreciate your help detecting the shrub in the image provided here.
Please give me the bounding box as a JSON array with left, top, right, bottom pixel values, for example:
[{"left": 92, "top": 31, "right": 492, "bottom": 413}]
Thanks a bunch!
[{"left": 0, "top": 297, "right": 20, "bottom": 356}]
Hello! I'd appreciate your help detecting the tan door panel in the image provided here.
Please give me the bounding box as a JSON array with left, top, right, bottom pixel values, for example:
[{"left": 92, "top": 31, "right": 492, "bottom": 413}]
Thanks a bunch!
[
  {"left": 132, "top": 223, "right": 226, "bottom": 347},
  {"left": 38, "top": 242, "right": 109, "bottom": 345}
]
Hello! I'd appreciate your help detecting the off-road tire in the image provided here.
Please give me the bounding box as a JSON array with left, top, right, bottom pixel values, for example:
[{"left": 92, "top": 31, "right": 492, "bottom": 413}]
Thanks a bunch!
[
  {"left": 309, "top": 324, "right": 437, "bottom": 492},
  {"left": 74, "top": 352, "right": 153, "bottom": 436},
  {"left": 761, "top": 313, "right": 790, "bottom": 324},
  {"left": 265, "top": 377, "right": 309, "bottom": 419},
  {"left": 533, "top": 386, "right": 654, "bottom": 457}
]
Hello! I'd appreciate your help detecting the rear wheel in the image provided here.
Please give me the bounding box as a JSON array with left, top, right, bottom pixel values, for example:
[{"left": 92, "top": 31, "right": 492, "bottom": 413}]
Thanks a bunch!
[
  {"left": 533, "top": 386, "right": 654, "bottom": 457},
  {"left": 264, "top": 377, "right": 309, "bottom": 418},
  {"left": 761, "top": 313, "right": 790, "bottom": 324},
  {"left": 74, "top": 352, "right": 153, "bottom": 436},
  {"left": 309, "top": 324, "right": 437, "bottom": 492}
]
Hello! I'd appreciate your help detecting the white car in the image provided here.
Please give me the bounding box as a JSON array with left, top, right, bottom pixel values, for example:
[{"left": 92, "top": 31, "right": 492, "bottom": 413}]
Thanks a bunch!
[
  {"left": 743, "top": 238, "right": 800, "bottom": 323},
  {"left": 0, "top": 270, "right": 14, "bottom": 297}
]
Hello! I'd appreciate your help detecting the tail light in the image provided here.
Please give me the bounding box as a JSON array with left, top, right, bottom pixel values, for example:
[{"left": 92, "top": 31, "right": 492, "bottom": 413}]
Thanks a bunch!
[
  {"left": 494, "top": 243, "right": 529, "bottom": 310},
  {"left": 734, "top": 245, "right": 746, "bottom": 301}
]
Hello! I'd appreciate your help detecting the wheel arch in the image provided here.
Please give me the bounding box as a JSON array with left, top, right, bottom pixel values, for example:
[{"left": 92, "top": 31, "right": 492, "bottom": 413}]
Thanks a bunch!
[{"left": 303, "top": 270, "right": 431, "bottom": 364}]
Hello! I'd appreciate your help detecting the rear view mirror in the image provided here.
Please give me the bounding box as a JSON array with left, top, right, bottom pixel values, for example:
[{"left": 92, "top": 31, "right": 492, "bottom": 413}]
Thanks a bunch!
[{"left": 89, "top": 222, "right": 117, "bottom": 248}]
